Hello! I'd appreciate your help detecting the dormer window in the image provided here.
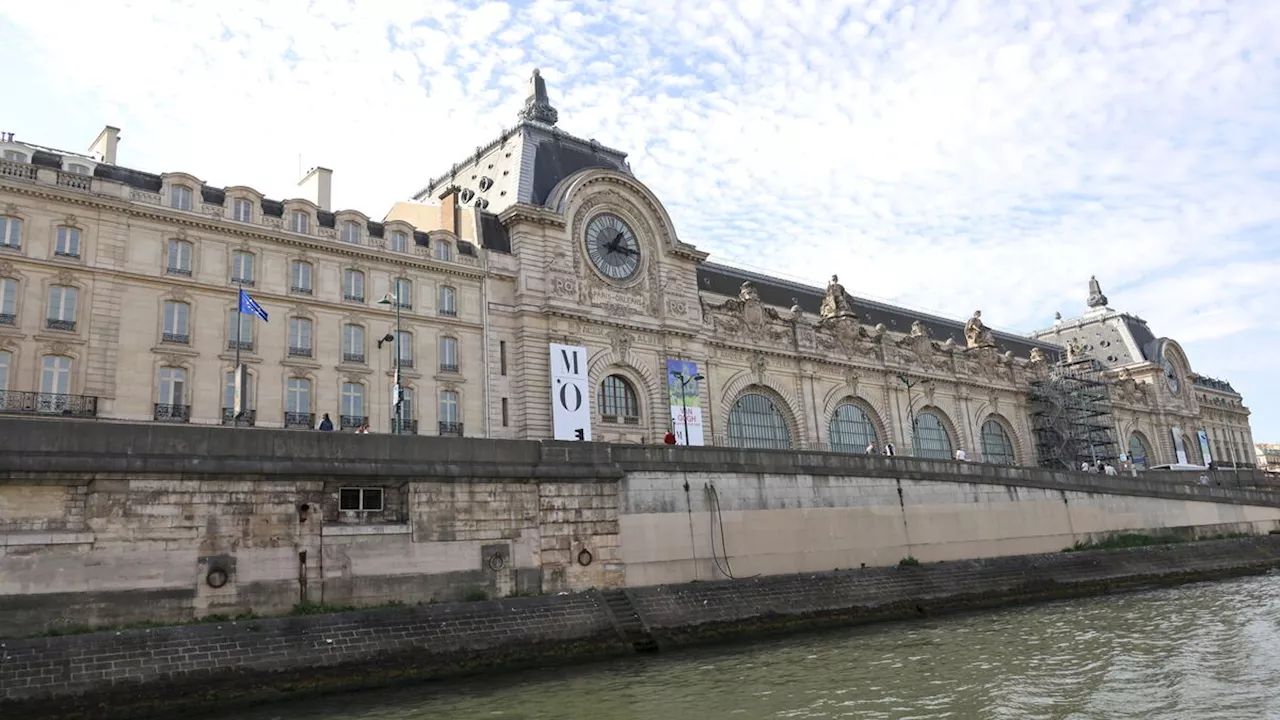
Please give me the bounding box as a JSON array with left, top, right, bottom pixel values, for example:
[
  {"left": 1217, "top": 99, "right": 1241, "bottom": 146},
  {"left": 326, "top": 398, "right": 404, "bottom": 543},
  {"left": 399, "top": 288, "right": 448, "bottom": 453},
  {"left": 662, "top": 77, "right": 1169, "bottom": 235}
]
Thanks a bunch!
[
  {"left": 434, "top": 241, "right": 452, "bottom": 261},
  {"left": 170, "top": 186, "right": 193, "bottom": 211},
  {"left": 341, "top": 221, "right": 361, "bottom": 244},
  {"left": 233, "top": 198, "right": 253, "bottom": 223},
  {"left": 67, "top": 164, "right": 90, "bottom": 175},
  {"left": 390, "top": 231, "right": 408, "bottom": 253},
  {"left": 2, "top": 150, "right": 26, "bottom": 163},
  {"left": 291, "top": 211, "right": 310, "bottom": 234}
]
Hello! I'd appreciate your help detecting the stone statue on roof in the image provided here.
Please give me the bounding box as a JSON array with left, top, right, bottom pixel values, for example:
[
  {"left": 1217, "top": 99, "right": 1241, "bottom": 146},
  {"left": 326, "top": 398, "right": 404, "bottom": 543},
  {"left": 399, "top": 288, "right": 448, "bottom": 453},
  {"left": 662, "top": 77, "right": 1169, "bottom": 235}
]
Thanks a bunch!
[
  {"left": 518, "top": 69, "right": 559, "bottom": 126},
  {"left": 820, "top": 274, "right": 857, "bottom": 320},
  {"left": 1087, "top": 275, "right": 1108, "bottom": 308},
  {"left": 964, "top": 310, "right": 996, "bottom": 349},
  {"left": 739, "top": 281, "right": 759, "bottom": 303}
]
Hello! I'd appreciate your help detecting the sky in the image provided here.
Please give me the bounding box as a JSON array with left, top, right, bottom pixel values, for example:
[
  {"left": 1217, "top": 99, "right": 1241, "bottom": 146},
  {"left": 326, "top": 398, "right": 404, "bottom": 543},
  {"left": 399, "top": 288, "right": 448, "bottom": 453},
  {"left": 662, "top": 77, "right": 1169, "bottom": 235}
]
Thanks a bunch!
[{"left": 1, "top": 0, "right": 1278, "bottom": 442}]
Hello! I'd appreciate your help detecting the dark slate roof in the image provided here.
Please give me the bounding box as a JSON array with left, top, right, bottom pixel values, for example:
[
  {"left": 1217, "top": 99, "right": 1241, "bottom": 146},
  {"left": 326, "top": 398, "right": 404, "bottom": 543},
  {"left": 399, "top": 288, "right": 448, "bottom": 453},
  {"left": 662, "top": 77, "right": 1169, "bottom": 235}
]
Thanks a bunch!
[
  {"left": 1191, "top": 374, "right": 1238, "bottom": 394},
  {"left": 459, "top": 240, "right": 477, "bottom": 257},
  {"left": 94, "top": 164, "right": 162, "bottom": 192},
  {"left": 317, "top": 210, "right": 335, "bottom": 229},
  {"left": 30, "top": 150, "right": 62, "bottom": 169},
  {"left": 479, "top": 211, "right": 511, "bottom": 253},
  {"left": 1125, "top": 316, "right": 1157, "bottom": 361},
  {"left": 696, "top": 262, "right": 1062, "bottom": 359},
  {"left": 201, "top": 186, "right": 225, "bottom": 205},
  {"left": 530, "top": 136, "right": 626, "bottom": 206},
  {"left": 261, "top": 199, "right": 284, "bottom": 218},
  {"left": 366, "top": 221, "right": 384, "bottom": 239},
  {"left": 413, "top": 231, "right": 430, "bottom": 247}
]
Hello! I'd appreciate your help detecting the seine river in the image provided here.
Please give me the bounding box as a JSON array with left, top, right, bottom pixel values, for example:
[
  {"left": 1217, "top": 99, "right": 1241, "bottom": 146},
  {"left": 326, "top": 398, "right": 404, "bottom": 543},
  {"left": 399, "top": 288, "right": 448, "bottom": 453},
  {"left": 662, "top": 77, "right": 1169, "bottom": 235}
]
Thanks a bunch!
[{"left": 223, "top": 573, "right": 1280, "bottom": 720}]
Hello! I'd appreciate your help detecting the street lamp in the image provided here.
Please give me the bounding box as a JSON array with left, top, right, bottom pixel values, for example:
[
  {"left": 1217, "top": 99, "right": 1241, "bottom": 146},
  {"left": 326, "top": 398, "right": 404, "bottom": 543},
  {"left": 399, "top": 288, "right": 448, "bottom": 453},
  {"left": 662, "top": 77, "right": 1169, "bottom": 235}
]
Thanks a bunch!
[
  {"left": 897, "top": 374, "right": 925, "bottom": 455},
  {"left": 377, "top": 290, "right": 402, "bottom": 435},
  {"left": 671, "top": 371, "right": 704, "bottom": 446}
]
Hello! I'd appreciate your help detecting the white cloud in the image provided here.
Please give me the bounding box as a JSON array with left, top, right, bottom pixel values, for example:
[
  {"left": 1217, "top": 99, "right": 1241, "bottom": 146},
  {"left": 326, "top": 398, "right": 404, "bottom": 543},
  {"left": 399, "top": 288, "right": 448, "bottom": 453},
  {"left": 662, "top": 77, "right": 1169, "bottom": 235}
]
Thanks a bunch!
[{"left": 2, "top": 0, "right": 1279, "bottom": 439}]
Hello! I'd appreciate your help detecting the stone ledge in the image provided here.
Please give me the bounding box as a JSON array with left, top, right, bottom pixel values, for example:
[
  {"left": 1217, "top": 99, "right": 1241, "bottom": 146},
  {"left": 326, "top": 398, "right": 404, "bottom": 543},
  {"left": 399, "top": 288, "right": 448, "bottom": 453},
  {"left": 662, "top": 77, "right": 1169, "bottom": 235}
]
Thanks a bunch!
[
  {"left": 0, "top": 531, "right": 94, "bottom": 547},
  {"left": 321, "top": 524, "right": 412, "bottom": 537}
]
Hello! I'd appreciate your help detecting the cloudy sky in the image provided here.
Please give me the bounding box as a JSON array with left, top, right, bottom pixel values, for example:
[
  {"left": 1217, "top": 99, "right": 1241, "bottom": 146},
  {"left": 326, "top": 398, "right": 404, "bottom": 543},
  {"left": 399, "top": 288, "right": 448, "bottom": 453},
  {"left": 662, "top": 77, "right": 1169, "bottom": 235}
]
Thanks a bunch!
[{"left": 3, "top": 0, "right": 1278, "bottom": 441}]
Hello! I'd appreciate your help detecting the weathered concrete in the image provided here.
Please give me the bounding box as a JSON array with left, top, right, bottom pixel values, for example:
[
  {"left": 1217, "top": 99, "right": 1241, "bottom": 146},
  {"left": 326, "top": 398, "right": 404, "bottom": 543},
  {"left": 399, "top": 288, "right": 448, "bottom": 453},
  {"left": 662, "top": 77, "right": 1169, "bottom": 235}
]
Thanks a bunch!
[
  {"left": 3, "top": 536, "right": 1280, "bottom": 720},
  {"left": 2, "top": 418, "right": 1280, "bottom": 636}
]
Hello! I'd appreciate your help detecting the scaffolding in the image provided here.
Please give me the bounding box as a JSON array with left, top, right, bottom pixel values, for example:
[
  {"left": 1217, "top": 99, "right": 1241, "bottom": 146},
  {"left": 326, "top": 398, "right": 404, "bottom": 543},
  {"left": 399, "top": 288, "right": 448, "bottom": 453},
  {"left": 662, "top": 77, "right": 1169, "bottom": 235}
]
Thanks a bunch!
[{"left": 1029, "top": 357, "right": 1119, "bottom": 470}]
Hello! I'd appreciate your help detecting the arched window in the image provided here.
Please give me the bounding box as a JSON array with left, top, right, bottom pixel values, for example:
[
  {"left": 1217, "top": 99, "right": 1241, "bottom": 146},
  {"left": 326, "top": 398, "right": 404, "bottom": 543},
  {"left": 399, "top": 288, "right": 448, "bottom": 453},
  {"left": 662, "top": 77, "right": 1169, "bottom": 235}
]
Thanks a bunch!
[
  {"left": 393, "top": 278, "right": 412, "bottom": 308},
  {"left": 288, "top": 317, "right": 313, "bottom": 357},
  {"left": 913, "top": 411, "right": 953, "bottom": 460},
  {"left": 232, "top": 198, "right": 253, "bottom": 223},
  {"left": 166, "top": 239, "right": 193, "bottom": 275},
  {"left": 0, "top": 215, "right": 21, "bottom": 249},
  {"left": 342, "top": 324, "right": 365, "bottom": 364},
  {"left": 231, "top": 250, "right": 255, "bottom": 285},
  {"left": 434, "top": 241, "right": 452, "bottom": 261},
  {"left": 46, "top": 285, "right": 77, "bottom": 332},
  {"left": 728, "top": 392, "right": 791, "bottom": 450},
  {"left": 162, "top": 300, "right": 190, "bottom": 344},
  {"left": 285, "top": 377, "right": 312, "bottom": 427},
  {"left": 600, "top": 375, "right": 639, "bottom": 424},
  {"left": 170, "top": 185, "right": 193, "bottom": 211},
  {"left": 342, "top": 269, "right": 365, "bottom": 302},
  {"left": 1128, "top": 433, "right": 1151, "bottom": 468},
  {"left": 290, "top": 260, "right": 313, "bottom": 294},
  {"left": 291, "top": 210, "right": 310, "bottom": 234},
  {"left": 980, "top": 419, "right": 1016, "bottom": 465},
  {"left": 829, "top": 401, "right": 878, "bottom": 453},
  {"left": 438, "top": 336, "right": 458, "bottom": 372},
  {"left": 55, "top": 226, "right": 81, "bottom": 258},
  {"left": 389, "top": 231, "right": 408, "bottom": 253},
  {"left": 341, "top": 221, "right": 361, "bottom": 244}
]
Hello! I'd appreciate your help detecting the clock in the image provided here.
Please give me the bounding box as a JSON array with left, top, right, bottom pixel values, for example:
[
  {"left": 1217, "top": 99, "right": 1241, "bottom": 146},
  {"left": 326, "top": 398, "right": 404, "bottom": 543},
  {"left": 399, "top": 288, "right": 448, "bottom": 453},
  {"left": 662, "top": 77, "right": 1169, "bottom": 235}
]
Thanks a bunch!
[
  {"left": 585, "top": 213, "right": 640, "bottom": 281},
  {"left": 1162, "top": 359, "right": 1180, "bottom": 394}
]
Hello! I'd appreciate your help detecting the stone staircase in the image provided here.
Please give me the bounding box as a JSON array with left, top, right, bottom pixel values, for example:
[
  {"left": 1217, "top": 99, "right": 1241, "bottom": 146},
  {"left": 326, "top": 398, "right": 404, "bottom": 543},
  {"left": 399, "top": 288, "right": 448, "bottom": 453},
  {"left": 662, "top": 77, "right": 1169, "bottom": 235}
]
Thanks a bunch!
[{"left": 601, "top": 588, "right": 657, "bottom": 653}]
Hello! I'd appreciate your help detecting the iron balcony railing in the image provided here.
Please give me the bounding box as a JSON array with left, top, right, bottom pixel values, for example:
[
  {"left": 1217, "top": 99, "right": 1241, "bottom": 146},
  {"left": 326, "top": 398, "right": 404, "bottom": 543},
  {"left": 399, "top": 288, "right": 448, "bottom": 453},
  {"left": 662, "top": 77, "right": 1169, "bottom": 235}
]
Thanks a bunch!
[
  {"left": 162, "top": 332, "right": 189, "bottom": 344},
  {"left": 0, "top": 313, "right": 14, "bottom": 325},
  {"left": 438, "top": 307, "right": 457, "bottom": 317},
  {"left": 438, "top": 421, "right": 464, "bottom": 437},
  {"left": 231, "top": 276, "right": 255, "bottom": 286},
  {"left": 390, "top": 418, "right": 418, "bottom": 435},
  {"left": 284, "top": 411, "right": 315, "bottom": 429},
  {"left": 0, "top": 390, "right": 98, "bottom": 417},
  {"left": 340, "top": 415, "right": 368, "bottom": 431},
  {"left": 167, "top": 266, "right": 192, "bottom": 276},
  {"left": 227, "top": 339, "right": 254, "bottom": 352},
  {"left": 290, "top": 285, "right": 312, "bottom": 295},
  {"left": 397, "top": 358, "right": 414, "bottom": 369},
  {"left": 342, "top": 352, "right": 365, "bottom": 364},
  {"left": 343, "top": 293, "right": 365, "bottom": 302},
  {"left": 153, "top": 404, "right": 191, "bottom": 422},
  {"left": 288, "top": 346, "right": 313, "bottom": 358},
  {"left": 46, "top": 318, "right": 75, "bottom": 332},
  {"left": 221, "top": 408, "right": 256, "bottom": 426},
  {"left": 439, "top": 362, "right": 459, "bottom": 373}
]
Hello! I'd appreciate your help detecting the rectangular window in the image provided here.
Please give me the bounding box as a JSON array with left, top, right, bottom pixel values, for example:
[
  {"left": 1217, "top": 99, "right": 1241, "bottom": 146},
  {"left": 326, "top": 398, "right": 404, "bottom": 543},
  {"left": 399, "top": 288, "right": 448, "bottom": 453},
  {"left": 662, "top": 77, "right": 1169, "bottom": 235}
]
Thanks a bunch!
[
  {"left": 341, "top": 382, "right": 365, "bottom": 420},
  {"left": 439, "top": 336, "right": 458, "bottom": 372},
  {"left": 171, "top": 186, "right": 193, "bottom": 211},
  {"left": 288, "top": 317, "right": 313, "bottom": 356},
  {"left": 343, "top": 269, "right": 365, "bottom": 302},
  {"left": 393, "top": 278, "right": 412, "bottom": 308},
  {"left": 2, "top": 150, "right": 26, "bottom": 162},
  {"left": 40, "top": 355, "right": 71, "bottom": 395},
  {"left": 157, "top": 366, "right": 186, "bottom": 406},
  {"left": 0, "top": 278, "right": 17, "bottom": 324},
  {"left": 390, "top": 231, "right": 408, "bottom": 253},
  {"left": 55, "top": 227, "right": 80, "bottom": 257},
  {"left": 343, "top": 324, "right": 365, "bottom": 363},
  {"left": 46, "top": 286, "right": 77, "bottom": 331},
  {"left": 227, "top": 308, "right": 253, "bottom": 350},
  {"left": 439, "top": 391, "right": 459, "bottom": 422},
  {"left": 438, "top": 286, "right": 456, "bottom": 316},
  {"left": 338, "top": 487, "right": 383, "bottom": 512},
  {"left": 231, "top": 251, "right": 255, "bottom": 285},
  {"left": 400, "top": 388, "right": 414, "bottom": 420},
  {"left": 434, "top": 242, "right": 452, "bottom": 261},
  {"left": 291, "top": 211, "right": 310, "bottom": 234},
  {"left": 1, "top": 217, "right": 22, "bottom": 248},
  {"left": 67, "top": 164, "right": 90, "bottom": 175},
  {"left": 499, "top": 340, "right": 507, "bottom": 376},
  {"left": 166, "top": 239, "right": 192, "bottom": 275},
  {"left": 286, "top": 377, "right": 311, "bottom": 413},
  {"left": 223, "top": 371, "right": 254, "bottom": 411},
  {"left": 233, "top": 198, "right": 253, "bottom": 222},
  {"left": 341, "top": 221, "right": 361, "bottom": 244},
  {"left": 290, "top": 260, "right": 313, "bottom": 294},
  {"left": 162, "top": 300, "right": 190, "bottom": 343},
  {"left": 501, "top": 397, "right": 508, "bottom": 427},
  {"left": 395, "top": 331, "right": 413, "bottom": 368}
]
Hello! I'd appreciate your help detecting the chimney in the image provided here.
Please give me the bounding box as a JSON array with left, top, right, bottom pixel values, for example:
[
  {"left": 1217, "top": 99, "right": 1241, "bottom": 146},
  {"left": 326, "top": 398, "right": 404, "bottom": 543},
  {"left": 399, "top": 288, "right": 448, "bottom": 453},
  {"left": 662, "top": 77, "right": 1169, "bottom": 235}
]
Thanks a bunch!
[
  {"left": 298, "top": 167, "right": 332, "bottom": 211},
  {"left": 439, "top": 186, "right": 459, "bottom": 234},
  {"left": 89, "top": 126, "right": 120, "bottom": 164}
]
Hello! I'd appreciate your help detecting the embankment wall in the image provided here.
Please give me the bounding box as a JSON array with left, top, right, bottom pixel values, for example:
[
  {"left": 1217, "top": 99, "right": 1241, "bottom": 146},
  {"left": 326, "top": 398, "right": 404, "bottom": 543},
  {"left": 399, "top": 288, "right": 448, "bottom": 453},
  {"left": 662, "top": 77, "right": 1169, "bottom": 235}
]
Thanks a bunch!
[{"left": 3, "top": 536, "right": 1280, "bottom": 720}]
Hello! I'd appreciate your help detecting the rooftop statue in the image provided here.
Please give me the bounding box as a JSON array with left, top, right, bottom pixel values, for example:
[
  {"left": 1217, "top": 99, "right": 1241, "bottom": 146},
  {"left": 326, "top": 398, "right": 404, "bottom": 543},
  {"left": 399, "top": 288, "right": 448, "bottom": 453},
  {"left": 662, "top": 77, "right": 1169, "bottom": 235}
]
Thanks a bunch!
[
  {"left": 1087, "top": 275, "right": 1109, "bottom": 308},
  {"left": 964, "top": 310, "right": 996, "bottom": 349},
  {"left": 820, "top": 274, "right": 857, "bottom": 319}
]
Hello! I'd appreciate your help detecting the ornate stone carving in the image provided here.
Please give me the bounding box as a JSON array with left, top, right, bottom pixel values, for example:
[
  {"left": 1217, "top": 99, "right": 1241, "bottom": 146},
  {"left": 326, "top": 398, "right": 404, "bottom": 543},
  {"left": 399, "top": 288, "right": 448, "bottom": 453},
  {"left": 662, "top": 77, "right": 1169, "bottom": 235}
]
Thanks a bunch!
[
  {"left": 705, "top": 282, "right": 789, "bottom": 347},
  {"left": 176, "top": 228, "right": 189, "bottom": 240},
  {"left": 3, "top": 203, "right": 17, "bottom": 216},
  {"left": 819, "top": 275, "right": 857, "bottom": 320},
  {"left": 159, "top": 353, "right": 187, "bottom": 368},
  {"left": 46, "top": 341, "right": 71, "bottom": 356},
  {"left": 551, "top": 276, "right": 578, "bottom": 298},
  {"left": 166, "top": 286, "right": 191, "bottom": 302},
  {"left": 843, "top": 368, "right": 860, "bottom": 395},
  {"left": 54, "top": 270, "right": 76, "bottom": 285},
  {"left": 909, "top": 320, "right": 929, "bottom": 338},
  {"left": 1029, "top": 347, "right": 1047, "bottom": 365},
  {"left": 751, "top": 353, "right": 767, "bottom": 382},
  {"left": 789, "top": 298, "right": 804, "bottom": 322},
  {"left": 64, "top": 214, "right": 78, "bottom": 227},
  {"left": 518, "top": 68, "right": 559, "bottom": 126},
  {"left": 964, "top": 310, "right": 996, "bottom": 349},
  {"left": 1066, "top": 338, "right": 1085, "bottom": 362},
  {"left": 291, "top": 305, "right": 315, "bottom": 320},
  {"left": 608, "top": 327, "right": 633, "bottom": 359},
  {"left": 666, "top": 297, "right": 687, "bottom": 316},
  {"left": 0, "top": 260, "right": 14, "bottom": 277},
  {"left": 1087, "top": 275, "right": 1108, "bottom": 308}
]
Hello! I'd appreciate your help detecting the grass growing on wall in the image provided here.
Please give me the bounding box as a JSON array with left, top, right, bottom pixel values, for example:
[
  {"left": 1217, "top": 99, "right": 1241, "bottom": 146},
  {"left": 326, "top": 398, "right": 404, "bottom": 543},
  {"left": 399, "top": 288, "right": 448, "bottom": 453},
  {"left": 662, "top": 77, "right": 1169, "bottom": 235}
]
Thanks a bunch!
[{"left": 1064, "top": 532, "right": 1251, "bottom": 553}]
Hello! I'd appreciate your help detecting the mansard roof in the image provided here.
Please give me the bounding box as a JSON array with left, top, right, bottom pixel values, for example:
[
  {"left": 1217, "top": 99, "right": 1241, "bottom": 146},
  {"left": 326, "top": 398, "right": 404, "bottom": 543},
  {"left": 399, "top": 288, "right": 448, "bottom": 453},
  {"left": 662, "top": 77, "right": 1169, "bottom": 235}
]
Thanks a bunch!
[{"left": 696, "top": 262, "right": 1061, "bottom": 360}]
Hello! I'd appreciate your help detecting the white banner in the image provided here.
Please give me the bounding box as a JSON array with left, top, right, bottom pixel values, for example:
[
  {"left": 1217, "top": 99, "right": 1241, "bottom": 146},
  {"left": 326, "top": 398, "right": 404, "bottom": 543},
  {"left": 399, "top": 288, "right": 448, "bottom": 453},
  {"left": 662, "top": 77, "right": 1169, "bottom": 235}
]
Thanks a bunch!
[
  {"left": 670, "top": 406, "right": 704, "bottom": 446},
  {"left": 549, "top": 344, "right": 591, "bottom": 441},
  {"left": 1171, "top": 427, "right": 1188, "bottom": 465}
]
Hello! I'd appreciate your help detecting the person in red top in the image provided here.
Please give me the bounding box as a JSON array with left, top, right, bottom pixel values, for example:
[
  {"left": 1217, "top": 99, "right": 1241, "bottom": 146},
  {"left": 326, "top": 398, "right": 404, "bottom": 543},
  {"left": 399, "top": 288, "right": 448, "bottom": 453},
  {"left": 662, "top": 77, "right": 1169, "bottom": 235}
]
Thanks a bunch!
[{"left": 663, "top": 431, "right": 677, "bottom": 445}]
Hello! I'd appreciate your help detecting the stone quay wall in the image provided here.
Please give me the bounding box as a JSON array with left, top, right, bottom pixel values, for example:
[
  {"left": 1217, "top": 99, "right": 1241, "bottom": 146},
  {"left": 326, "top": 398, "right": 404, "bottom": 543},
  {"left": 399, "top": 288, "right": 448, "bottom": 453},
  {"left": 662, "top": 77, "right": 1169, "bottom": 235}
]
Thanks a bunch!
[
  {"left": 2, "top": 418, "right": 1279, "bottom": 637},
  {"left": 3, "top": 536, "right": 1280, "bottom": 720}
]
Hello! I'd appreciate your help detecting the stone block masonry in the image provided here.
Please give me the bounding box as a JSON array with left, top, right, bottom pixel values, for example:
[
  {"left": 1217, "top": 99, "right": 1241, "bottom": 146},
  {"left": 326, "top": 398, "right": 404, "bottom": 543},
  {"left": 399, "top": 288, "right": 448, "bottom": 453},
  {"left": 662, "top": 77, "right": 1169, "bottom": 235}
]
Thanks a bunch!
[{"left": 3, "top": 536, "right": 1280, "bottom": 720}]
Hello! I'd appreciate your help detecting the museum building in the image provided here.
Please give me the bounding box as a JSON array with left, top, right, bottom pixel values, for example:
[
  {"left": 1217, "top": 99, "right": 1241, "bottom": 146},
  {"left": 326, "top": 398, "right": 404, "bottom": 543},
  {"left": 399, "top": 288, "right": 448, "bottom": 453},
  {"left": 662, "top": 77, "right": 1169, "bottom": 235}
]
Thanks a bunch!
[{"left": 0, "top": 71, "right": 1255, "bottom": 469}]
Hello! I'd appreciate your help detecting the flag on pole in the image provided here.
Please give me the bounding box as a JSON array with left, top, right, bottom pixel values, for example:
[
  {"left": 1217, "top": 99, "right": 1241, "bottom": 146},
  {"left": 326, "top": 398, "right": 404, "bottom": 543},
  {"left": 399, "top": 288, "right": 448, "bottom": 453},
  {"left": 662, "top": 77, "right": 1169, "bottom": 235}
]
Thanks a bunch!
[{"left": 238, "top": 288, "right": 269, "bottom": 322}]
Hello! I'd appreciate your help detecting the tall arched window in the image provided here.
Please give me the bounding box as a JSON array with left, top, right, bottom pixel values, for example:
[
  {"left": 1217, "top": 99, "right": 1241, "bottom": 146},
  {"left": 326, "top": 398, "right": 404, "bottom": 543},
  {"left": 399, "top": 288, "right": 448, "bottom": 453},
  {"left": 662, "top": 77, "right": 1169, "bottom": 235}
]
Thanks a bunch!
[
  {"left": 829, "top": 401, "right": 878, "bottom": 453},
  {"left": 438, "top": 285, "right": 457, "bottom": 316},
  {"left": 980, "top": 418, "right": 1016, "bottom": 465},
  {"left": 1128, "top": 433, "right": 1151, "bottom": 468},
  {"left": 600, "top": 375, "right": 639, "bottom": 424},
  {"left": 913, "top": 411, "right": 953, "bottom": 460},
  {"left": 728, "top": 392, "right": 791, "bottom": 450}
]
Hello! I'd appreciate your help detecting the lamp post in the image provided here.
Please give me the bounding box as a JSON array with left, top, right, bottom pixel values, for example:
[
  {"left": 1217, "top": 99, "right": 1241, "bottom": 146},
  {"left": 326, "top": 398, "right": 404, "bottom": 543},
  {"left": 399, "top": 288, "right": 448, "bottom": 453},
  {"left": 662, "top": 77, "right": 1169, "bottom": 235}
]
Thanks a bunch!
[
  {"left": 897, "top": 374, "right": 924, "bottom": 456},
  {"left": 378, "top": 290, "right": 402, "bottom": 435},
  {"left": 671, "top": 371, "right": 704, "bottom": 446}
]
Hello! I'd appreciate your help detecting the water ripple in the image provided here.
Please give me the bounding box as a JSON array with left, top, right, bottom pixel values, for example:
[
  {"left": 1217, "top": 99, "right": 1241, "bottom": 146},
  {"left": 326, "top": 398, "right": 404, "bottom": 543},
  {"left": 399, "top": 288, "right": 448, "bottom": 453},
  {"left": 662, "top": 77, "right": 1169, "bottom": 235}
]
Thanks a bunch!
[{"left": 220, "top": 573, "right": 1280, "bottom": 720}]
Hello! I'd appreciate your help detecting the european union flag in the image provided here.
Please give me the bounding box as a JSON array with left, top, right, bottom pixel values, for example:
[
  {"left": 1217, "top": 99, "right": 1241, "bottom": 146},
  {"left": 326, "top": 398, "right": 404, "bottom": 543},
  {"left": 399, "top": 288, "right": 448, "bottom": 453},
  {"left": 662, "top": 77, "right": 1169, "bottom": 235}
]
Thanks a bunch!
[{"left": 238, "top": 288, "right": 269, "bottom": 322}]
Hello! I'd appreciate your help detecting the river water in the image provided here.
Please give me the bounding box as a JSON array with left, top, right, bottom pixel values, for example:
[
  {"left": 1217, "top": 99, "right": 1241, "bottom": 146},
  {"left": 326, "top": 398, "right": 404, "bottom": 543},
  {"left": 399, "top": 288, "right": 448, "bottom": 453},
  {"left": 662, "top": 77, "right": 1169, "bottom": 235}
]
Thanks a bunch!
[{"left": 223, "top": 573, "right": 1280, "bottom": 720}]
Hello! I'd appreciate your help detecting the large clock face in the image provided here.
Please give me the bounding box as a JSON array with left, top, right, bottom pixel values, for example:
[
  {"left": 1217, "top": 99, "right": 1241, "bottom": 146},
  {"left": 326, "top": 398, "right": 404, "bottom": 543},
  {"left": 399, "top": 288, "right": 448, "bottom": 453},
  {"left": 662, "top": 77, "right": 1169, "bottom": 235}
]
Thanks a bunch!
[
  {"left": 585, "top": 213, "right": 640, "bottom": 281},
  {"left": 1162, "top": 359, "right": 1180, "bottom": 394}
]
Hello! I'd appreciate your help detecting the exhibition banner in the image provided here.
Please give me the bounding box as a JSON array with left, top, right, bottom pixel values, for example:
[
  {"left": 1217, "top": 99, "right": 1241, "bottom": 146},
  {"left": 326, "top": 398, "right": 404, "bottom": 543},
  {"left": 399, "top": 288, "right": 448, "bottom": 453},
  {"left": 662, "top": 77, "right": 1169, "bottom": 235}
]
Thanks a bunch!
[{"left": 666, "top": 359, "right": 704, "bottom": 446}]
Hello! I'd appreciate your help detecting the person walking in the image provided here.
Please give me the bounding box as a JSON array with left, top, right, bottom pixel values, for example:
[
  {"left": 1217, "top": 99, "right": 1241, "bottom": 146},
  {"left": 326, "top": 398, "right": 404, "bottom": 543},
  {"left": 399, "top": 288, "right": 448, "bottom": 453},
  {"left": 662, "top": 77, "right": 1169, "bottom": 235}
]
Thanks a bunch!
[
  {"left": 318, "top": 413, "right": 334, "bottom": 432},
  {"left": 954, "top": 448, "right": 967, "bottom": 462},
  {"left": 866, "top": 441, "right": 878, "bottom": 455}
]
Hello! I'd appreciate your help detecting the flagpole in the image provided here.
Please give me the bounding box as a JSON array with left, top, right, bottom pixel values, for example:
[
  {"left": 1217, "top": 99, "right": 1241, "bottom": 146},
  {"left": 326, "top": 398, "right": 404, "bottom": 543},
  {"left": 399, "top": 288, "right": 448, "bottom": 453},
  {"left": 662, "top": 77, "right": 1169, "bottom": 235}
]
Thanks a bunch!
[{"left": 233, "top": 279, "right": 243, "bottom": 429}]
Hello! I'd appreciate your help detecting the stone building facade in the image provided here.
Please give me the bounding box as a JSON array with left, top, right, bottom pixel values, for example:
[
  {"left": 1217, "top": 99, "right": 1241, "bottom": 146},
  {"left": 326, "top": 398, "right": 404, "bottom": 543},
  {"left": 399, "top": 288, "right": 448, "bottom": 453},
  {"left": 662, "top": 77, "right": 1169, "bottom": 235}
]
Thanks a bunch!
[{"left": 0, "top": 72, "right": 1256, "bottom": 468}]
